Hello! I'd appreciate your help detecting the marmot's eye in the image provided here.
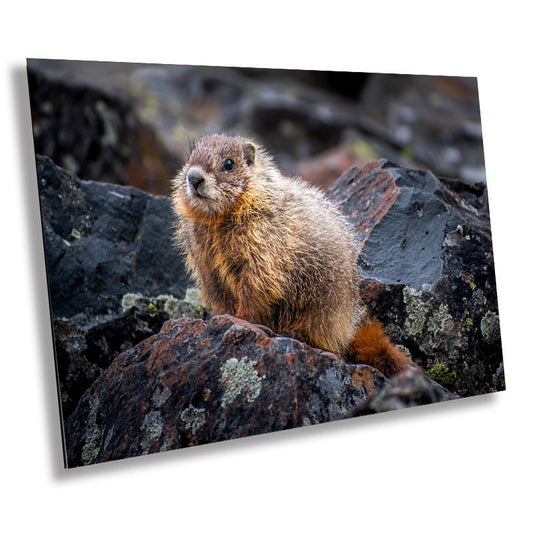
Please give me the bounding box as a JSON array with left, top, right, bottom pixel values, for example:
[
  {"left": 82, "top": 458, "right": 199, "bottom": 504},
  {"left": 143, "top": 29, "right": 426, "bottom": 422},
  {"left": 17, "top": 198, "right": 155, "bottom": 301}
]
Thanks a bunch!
[{"left": 223, "top": 159, "right": 235, "bottom": 171}]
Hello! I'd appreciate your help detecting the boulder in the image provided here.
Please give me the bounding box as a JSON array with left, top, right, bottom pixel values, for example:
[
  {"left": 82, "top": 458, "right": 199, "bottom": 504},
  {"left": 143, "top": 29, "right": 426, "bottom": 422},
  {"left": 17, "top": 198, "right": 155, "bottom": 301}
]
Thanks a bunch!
[
  {"left": 37, "top": 154, "right": 190, "bottom": 319},
  {"left": 65, "top": 314, "right": 455, "bottom": 467},
  {"left": 328, "top": 159, "right": 504, "bottom": 396}
]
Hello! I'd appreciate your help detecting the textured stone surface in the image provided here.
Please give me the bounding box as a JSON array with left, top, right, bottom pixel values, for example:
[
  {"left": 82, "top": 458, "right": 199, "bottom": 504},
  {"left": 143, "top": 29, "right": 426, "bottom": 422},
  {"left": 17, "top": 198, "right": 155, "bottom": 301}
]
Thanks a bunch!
[
  {"left": 65, "top": 314, "right": 454, "bottom": 467},
  {"left": 37, "top": 154, "right": 190, "bottom": 319},
  {"left": 328, "top": 159, "right": 504, "bottom": 396},
  {"left": 347, "top": 366, "right": 459, "bottom": 416},
  {"left": 54, "top": 293, "right": 208, "bottom": 419}
]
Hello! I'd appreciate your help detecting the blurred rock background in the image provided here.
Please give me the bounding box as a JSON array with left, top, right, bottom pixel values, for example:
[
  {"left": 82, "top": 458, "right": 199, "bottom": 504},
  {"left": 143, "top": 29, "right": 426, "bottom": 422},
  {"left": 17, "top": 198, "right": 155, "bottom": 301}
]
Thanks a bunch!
[{"left": 27, "top": 59, "right": 486, "bottom": 195}]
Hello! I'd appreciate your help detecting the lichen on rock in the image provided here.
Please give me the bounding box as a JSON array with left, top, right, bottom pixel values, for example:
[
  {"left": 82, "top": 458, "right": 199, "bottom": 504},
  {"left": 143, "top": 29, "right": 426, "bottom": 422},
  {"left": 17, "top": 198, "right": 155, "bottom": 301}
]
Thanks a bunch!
[
  {"left": 220, "top": 357, "right": 264, "bottom": 408},
  {"left": 403, "top": 286, "right": 431, "bottom": 337},
  {"left": 480, "top": 311, "right": 500, "bottom": 345},
  {"left": 180, "top": 404, "right": 207, "bottom": 435},
  {"left": 140, "top": 410, "right": 163, "bottom": 451}
]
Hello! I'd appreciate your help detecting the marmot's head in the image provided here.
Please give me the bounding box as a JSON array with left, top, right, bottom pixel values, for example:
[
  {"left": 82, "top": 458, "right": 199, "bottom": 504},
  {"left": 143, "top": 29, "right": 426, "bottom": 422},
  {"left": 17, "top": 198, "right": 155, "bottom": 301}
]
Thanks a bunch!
[{"left": 175, "top": 134, "right": 258, "bottom": 217}]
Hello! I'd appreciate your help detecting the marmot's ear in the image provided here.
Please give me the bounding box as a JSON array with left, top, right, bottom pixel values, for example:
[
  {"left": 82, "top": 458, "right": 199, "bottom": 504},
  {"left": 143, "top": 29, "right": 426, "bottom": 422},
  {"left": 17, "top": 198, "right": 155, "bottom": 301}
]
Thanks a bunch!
[{"left": 243, "top": 142, "right": 256, "bottom": 166}]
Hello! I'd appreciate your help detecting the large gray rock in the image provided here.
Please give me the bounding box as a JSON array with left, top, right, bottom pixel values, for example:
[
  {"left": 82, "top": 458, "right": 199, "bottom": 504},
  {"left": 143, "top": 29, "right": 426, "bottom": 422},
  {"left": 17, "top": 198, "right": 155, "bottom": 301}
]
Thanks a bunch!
[
  {"left": 37, "top": 154, "right": 190, "bottom": 319},
  {"left": 328, "top": 159, "right": 504, "bottom": 397}
]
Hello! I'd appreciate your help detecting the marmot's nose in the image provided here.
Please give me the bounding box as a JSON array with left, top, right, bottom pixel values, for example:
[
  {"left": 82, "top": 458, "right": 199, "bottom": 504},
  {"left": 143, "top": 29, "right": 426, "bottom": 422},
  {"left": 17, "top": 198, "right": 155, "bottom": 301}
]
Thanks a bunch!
[{"left": 188, "top": 169, "right": 205, "bottom": 189}]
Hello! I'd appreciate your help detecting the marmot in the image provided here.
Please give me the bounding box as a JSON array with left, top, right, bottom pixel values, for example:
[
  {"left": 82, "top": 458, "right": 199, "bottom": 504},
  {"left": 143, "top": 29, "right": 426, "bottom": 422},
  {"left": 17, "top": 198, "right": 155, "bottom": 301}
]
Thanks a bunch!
[{"left": 171, "top": 134, "right": 410, "bottom": 377}]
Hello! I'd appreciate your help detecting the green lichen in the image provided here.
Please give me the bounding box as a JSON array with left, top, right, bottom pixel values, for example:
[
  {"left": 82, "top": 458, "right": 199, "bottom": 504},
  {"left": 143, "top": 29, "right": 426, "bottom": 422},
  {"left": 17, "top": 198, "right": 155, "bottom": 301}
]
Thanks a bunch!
[
  {"left": 121, "top": 292, "right": 144, "bottom": 313},
  {"left": 148, "top": 302, "right": 157, "bottom": 318},
  {"left": 95, "top": 100, "right": 118, "bottom": 146},
  {"left": 470, "top": 281, "right": 476, "bottom": 291},
  {"left": 367, "top": 390, "right": 388, "bottom": 413},
  {"left": 156, "top": 294, "right": 181, "bottom": 319},
  {"left": 81, "top": 424, "right": 103, "bottom": 465},
  {"left": 466, "top": 317, "right": 474, "bottom": 327},
  {"left": 61, "top": 154, "right": 79, "bottom": 174},
  {"left": 351, "top": 139, "right": 379, "bottom": 162},
  {"left": 426, "top": 360, "right": 457, "bottom": 388},
  {"left": 140, "top": 410, "right": 163, "bottom": 451},
  {"left": 152, "top": 386, "right": 171, "bottom": 408},
  {"left": 220, "top": 357, "right": 264, "bottom": 408},
  {"left": 156, "top": 289, "right": 208, "bottom": 319},
  {"left": 403, "top": 286, "right": 431, "bottom": 337},
  {"left": 396, "top": 344, "right": 411, "bottom": 357},
  {"left": 184, "top": 288, "right": 203, "bottom": 307},
  {"left": 180, "top": 404, "right": 206, "bottom": 435},
  {"left": 480, "top": 311, "right": 500, "bottom": 344},
  {"left": 426, "top": 303, "right": 454, "bottom": 350},
  {"left": 81, "top": 396, "right": 103, "bottom": 465},
  {"left": 401, "top": 146, "right": 415, "bottom": 161}
]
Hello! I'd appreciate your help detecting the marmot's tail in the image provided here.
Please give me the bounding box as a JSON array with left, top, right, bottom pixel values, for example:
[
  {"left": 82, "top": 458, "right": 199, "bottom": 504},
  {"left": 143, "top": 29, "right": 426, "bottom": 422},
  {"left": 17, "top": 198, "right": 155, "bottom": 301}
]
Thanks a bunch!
[{"left": 348, "top": 319, "right": 411, "bottom": 377}]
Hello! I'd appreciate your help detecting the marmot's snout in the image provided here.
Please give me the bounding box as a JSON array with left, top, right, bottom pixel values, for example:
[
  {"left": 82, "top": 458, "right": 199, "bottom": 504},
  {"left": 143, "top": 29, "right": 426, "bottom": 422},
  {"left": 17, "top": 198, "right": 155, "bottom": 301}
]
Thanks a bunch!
[{"left": 187, "top": 166, "right": 208, "bottom": 198}]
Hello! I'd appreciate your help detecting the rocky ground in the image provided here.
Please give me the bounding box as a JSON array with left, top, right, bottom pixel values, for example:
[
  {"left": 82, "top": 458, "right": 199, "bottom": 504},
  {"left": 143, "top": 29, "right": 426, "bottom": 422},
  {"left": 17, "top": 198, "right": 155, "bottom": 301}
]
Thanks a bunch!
[
  {"left": 29, "top": 60, "right": 503, "bottom": 467},
  {"left": 36, "top": 153, "right": 502, "bottom": 467}
]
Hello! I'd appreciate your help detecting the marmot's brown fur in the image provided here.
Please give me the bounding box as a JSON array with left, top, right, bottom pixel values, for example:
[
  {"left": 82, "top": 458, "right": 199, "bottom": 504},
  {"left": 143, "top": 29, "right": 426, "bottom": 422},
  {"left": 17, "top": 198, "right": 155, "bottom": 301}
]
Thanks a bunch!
[{"left": 171, "top": 134, "right": 410, "bottom": 377}]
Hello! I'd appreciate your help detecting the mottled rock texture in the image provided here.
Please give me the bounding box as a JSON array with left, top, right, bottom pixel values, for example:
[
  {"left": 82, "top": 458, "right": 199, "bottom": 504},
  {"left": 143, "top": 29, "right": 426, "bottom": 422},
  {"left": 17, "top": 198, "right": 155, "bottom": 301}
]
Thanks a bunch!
[
  {"left": 329, "top": 159, "right": 504, "bottom": 396},
  {"left": 54, "top": 293, "right": 208, "bottom": 419},
  {"left": 65, "top": 315, "right": 454, "bottom": 467}
]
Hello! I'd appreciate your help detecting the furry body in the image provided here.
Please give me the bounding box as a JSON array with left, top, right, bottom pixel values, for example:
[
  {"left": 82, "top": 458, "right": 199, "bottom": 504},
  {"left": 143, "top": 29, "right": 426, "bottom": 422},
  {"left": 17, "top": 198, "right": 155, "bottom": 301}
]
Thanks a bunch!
[{"left": 171, "top": 134, "right": 410, "bottom": 376}]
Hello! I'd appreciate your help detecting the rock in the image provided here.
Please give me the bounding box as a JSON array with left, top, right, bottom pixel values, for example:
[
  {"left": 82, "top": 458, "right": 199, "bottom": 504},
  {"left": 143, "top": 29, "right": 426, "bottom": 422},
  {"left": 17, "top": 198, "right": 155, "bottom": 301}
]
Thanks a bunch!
[
  {"left": 55, "top": 293, "right": 209, "bottom": 419},
  {"left": 295, "top": 146, "right": 360, "bottom": 191},
  {"left": 328, "top": 159, "right": 504, "bottom": 397},
  {"left": 64, "top": 314, "right": 453, "bottom": 467},
  {"left": 27, "top": 66, "right": 177, "bottom": 195},
  {"left": 37, "top": 154, "right": 195, "bottom": 419},
  {"left": 347, "top": 366, "right": 459, "bottom": 416},
  {"left": 37, "top": 154, "right": 190, "bottom": 319}
]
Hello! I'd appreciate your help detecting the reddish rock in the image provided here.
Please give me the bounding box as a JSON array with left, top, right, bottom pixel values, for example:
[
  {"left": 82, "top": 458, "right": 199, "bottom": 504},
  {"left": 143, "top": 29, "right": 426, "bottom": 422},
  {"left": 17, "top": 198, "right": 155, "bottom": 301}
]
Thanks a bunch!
[{"left": 65, "top": 314, "right": 453, "bottom": 467}]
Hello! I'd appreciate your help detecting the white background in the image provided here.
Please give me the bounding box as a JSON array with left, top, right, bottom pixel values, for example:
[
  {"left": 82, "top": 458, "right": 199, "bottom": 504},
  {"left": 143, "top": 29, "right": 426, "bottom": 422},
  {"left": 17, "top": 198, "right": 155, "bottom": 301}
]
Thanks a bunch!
[{"left": 2, "top": 2, "right": 531, "bottom": 531}]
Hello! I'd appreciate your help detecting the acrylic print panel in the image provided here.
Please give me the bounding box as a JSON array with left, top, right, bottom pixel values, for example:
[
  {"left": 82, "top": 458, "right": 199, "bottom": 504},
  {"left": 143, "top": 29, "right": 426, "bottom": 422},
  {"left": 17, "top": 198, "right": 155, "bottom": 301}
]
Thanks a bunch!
[{"left": 27, "top": 59, "right": 505, "bottom": 468}]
